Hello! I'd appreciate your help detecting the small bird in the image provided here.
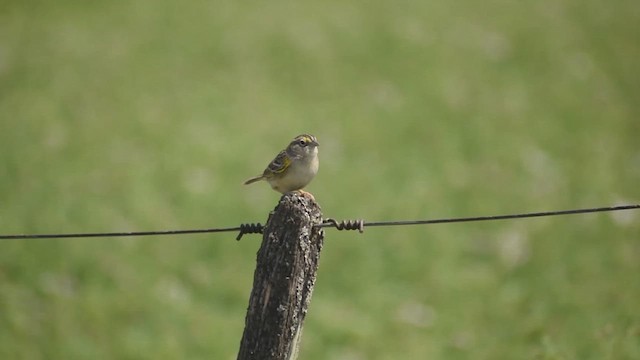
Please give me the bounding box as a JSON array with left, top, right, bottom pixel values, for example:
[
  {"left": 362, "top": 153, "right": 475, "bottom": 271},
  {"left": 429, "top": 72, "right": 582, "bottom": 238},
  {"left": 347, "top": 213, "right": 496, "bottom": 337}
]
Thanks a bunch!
[{"left": 244, "top": 134, "right": 319, "bottom": 194}]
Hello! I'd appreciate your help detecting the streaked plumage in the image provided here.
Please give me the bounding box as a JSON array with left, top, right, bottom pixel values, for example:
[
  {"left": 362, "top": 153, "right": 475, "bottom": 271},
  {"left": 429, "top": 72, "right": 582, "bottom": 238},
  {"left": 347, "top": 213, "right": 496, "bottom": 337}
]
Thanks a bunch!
[{"left": 244, "top": 134, "right": 319, "bottom": 193}]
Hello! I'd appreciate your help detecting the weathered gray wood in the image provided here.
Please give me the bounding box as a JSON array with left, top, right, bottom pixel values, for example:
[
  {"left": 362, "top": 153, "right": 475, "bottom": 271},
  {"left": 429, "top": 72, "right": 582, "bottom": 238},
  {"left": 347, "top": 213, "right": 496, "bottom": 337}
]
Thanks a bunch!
[{"left": 237, "top": 192, "right": 324, "bottom": 360}]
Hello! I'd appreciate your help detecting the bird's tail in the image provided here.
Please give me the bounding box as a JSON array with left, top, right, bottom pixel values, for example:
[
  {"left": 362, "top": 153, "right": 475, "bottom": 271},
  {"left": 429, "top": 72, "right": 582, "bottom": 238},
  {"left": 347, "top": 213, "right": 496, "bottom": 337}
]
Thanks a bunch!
[{"left": 243, "top": 176, "right": 264, "bottom": 185}]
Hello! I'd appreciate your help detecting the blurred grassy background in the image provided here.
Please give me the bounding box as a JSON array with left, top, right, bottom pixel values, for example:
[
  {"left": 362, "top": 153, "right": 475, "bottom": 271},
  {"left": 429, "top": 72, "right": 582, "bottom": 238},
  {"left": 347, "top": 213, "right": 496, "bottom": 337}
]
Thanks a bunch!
[{"left": 1, "top": 0, "right": 639, "bottom": 359}]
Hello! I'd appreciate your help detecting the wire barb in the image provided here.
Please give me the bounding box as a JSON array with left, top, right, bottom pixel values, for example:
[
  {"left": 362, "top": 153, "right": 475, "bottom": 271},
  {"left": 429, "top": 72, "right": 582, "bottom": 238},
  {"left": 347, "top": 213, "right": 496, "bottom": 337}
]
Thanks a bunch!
[
  {"left": 236, "top": 223, "right": 264, "bottom": 241},
  {"left": 322, "top": 218, "right": 365, "bottom": 233}
]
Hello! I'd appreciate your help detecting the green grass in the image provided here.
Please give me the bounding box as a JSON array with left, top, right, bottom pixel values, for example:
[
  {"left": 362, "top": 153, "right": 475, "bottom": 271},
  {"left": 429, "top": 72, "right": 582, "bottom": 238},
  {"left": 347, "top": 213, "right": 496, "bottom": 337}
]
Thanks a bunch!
[{"left": 1, "top": 0, "right": 639, "bottom": 359}]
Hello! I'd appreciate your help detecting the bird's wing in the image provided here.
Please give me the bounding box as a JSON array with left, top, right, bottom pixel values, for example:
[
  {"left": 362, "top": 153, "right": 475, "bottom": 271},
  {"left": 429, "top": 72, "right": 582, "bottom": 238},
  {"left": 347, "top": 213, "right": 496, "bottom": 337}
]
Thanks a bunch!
[{"left": 266, "top": 150, "right": 291, "bottom": 175}]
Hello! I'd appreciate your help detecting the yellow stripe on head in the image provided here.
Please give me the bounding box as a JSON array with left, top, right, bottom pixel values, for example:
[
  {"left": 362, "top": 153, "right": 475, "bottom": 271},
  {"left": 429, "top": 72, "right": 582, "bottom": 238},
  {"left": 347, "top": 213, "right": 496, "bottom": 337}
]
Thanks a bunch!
[{"left": 292, "top": 134, "right": 319, "bottom": 146}]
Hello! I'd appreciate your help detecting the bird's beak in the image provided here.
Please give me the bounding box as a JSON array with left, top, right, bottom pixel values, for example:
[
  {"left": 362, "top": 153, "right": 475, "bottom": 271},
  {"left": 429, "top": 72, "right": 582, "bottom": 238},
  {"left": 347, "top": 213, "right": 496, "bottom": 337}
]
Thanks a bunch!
[{"left": 312, "top": 138, "right": 319, "bottom": 146}]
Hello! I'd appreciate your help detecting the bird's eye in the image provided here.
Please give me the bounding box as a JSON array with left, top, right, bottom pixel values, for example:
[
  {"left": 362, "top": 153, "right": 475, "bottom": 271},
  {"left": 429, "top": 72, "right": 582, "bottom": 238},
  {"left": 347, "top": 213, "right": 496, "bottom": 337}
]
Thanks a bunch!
[{"left": 298, "top": 139, "right": 306, "bottom": 146}]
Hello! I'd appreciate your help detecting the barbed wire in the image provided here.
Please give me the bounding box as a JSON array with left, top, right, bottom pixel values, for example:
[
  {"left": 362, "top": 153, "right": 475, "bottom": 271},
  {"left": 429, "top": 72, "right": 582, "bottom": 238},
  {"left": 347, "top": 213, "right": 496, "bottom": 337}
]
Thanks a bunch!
[{"left": 0, "top": 204, "right": 637, "bottom": 241}]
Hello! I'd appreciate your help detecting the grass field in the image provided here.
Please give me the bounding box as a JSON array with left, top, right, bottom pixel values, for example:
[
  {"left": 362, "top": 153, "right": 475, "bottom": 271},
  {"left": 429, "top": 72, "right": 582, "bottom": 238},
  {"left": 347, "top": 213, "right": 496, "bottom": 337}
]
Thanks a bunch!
[{"left": 1, "top": 0, "right": 639, "bottom": 359}]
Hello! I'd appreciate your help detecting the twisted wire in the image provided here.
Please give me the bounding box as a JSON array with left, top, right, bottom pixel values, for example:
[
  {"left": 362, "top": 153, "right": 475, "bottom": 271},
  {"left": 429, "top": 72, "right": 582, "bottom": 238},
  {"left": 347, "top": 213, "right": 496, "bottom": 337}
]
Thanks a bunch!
[
  {"left": 236, "top": 223, "right": 264, "bottom": 241},
  {"left": 321, "top": 218, "right": 365, "bottom": 233}
]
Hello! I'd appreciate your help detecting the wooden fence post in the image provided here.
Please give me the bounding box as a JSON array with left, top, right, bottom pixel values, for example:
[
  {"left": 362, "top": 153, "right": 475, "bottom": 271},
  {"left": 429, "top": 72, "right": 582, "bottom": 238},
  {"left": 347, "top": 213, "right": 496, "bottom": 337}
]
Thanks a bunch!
[{"left": 237, "top": 192, "right": 324, "bottom": 360}]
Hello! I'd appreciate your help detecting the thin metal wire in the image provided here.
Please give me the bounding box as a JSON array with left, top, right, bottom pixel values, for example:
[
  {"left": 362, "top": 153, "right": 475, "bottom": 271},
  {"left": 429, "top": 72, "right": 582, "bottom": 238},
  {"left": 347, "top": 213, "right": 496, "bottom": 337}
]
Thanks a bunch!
[
  {"left": 0, "top": 227, "right": 241, "bottom": 240},
  {"left": 0, "top": 223, "right": 266, "bottom": 241},
  {"left": 318, "top": 204, "right": 640, "bottom": 231},
  {"left": 0, "top": 204, "right": 637, "bottom": 240}
]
